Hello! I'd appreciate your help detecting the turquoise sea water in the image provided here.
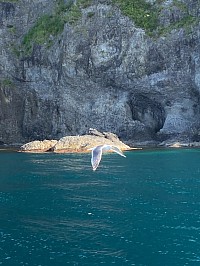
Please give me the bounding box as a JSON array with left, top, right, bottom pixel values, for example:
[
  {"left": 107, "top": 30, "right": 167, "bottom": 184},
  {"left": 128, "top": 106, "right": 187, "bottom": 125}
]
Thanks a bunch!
[{"left": 1, "top": 149, "right": 200, "bottom": 265}]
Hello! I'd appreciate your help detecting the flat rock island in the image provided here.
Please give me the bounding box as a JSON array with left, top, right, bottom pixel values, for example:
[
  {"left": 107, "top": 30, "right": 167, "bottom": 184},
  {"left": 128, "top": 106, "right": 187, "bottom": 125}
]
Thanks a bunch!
[{"left": 19, "top": 129, "right": 133, "bottom": 153}]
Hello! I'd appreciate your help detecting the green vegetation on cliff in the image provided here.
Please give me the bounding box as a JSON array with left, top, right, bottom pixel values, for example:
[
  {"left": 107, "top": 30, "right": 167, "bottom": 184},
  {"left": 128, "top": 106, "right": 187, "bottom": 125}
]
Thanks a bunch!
[
  {"left": 21, "top": 0, "right": 198, "bottom": 55},
  {"left": 159, "top": 15, "right": 197, "bottom": 36},
  {"left": 112, "top": 0, "right": 197, "bottom": 36},
  {"left": 112, "top": 0, "right": 160, "bottom": 35},
  {"left": 22, "top": 14, "right": 64, "bottom": 53},
  {"left": 22, "top": 0, "right": 92, "bottom": 55},
  {"left": 0, "top": 0, "right": 18, "bottom": 2},
  {"left": 0, "top": 79, "right": 14, "bottom": 88}
]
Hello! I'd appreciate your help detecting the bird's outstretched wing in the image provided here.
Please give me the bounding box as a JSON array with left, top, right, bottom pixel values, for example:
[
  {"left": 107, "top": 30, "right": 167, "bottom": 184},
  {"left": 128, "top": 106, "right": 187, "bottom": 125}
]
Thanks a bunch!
[
  {"left": 91, "top": 146, "right": 103, "bottom": 171},
  {"left": 110, "top": 146, "right": 126, "bottom": 157}
]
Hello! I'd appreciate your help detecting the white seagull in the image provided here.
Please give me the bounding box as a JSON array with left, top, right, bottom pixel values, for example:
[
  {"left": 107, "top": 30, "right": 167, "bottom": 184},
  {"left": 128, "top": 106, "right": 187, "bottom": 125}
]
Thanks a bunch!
[{"left": 89, "top": 144, "right": 126, "bottom": 171}]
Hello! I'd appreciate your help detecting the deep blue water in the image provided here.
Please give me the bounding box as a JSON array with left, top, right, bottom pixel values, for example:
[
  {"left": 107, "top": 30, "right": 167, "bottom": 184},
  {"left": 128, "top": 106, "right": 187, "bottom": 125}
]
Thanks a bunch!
[{"left": 1, "top": 148, "right": 200, "bottom": 265}]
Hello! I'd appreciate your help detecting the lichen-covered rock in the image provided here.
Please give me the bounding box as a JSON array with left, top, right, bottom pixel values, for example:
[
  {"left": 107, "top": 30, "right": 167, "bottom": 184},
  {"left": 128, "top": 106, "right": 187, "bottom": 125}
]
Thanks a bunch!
[
  {"left": 52, "top": 134, "right": 131, "bottom": 153},
  {"left": 20, "top": 140, "right": 58, "bottom": 152},
  {"left": 19, "top": 129, "right": 132, "bottom": 153}
]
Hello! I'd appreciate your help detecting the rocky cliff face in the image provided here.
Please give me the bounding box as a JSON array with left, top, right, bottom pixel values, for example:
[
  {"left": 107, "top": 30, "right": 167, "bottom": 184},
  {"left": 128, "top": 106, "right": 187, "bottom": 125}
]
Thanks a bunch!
[{"left": 0, "top": 0, "right": 200, "bottom": 146}]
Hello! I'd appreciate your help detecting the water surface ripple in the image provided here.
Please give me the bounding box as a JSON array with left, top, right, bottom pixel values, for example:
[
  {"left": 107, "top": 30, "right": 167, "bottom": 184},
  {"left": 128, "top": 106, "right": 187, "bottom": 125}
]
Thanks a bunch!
[{"left": 1, "top": 149, "right": 200, "bottom": 265}]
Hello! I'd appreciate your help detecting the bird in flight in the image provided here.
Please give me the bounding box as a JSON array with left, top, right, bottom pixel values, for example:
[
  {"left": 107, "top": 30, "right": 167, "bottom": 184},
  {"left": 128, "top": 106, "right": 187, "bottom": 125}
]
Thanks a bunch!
[{"left": 89, "top": 144, "right": 126, "bottom": 171}]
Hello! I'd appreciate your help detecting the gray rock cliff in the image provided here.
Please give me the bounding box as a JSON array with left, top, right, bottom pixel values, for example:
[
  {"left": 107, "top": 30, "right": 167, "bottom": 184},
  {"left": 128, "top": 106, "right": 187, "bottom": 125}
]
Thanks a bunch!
[{"left": 0, "top": 0, "right": 200, "bottom": 146}]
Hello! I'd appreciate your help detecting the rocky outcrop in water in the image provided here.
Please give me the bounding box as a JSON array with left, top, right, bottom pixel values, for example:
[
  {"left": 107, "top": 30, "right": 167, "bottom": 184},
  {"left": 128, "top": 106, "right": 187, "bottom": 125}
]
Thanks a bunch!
[
  {"left": 19, "top": 129, "right": 131, "bottom": 153},
  {"left": 1, "top": 0, "right": 200, "bottom": 146},
  {"left": 19, "top": 139, "right": 58, "bottom": 152}
]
